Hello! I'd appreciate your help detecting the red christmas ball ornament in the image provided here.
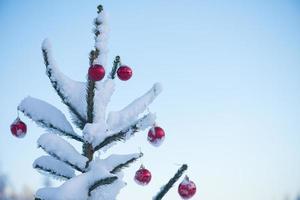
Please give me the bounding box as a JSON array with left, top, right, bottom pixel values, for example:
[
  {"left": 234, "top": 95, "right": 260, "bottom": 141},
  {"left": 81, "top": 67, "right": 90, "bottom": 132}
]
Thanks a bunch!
[
  {"left": 134, "top": 165, "right": 152, "bottom": 186},
  {"left": 117, "top": 65, "right": 132, "bottom": 81},
  {"left": 10, "top": 117, "right": 27, "bottom": 138},
  {"left": 147, "top": 126, "right": 165, "bottom": 147},
  {"left": 178, "top": 176, "right": 197, "bottom": 199},
  {"left": 88, "top": 64, "right": 105, "bottom": 81}
]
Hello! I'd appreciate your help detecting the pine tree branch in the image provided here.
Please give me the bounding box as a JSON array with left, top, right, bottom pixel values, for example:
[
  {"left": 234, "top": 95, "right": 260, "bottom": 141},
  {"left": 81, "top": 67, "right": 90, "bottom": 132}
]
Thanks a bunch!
[
  {"left": 94, "top": 124, "right": 139, "bottom": 152},
  {"left": 109, "top": 56, "right": 120, "bottom": 79},
  {"left": 88, "top": 176, "right": 118, "bottom": 196},
  {"left": 18, "top": 107, "right": 84, "bottom": 142},
  {"left": 34, "top": 164, "right": 73, "bottom": 180},
  {"left": 42, "top": 49, "right": 87, "bottom": 129},
  {"left": 153, "top": 164, "right": 188, "bottom": 200},
  {"left": 110, "top": 153, "right": 143, "bottom": 174},
  {"left": 33, "top": 155, "right": 75, "bottom": 181},
  {"left": 39, "top": 145, "right": 86, "bottom": 173},
  {"left": 94, "top": 113, "right": 154, "bottom": 151}
]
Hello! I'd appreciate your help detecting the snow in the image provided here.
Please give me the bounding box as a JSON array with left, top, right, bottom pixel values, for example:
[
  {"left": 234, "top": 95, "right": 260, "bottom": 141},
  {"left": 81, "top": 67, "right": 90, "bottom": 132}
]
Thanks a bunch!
[
  {"left": 89, "top": 172, "right": 125, "bottom": 200},
  {"left": 83, "top": 123, "right": 106, "bottom": 147},
  {"left": 94, "top": 10, "right": 109, "bottom": 67},
  {"left": 136, "top": 112, "right": 156, "bottom": 131},
  {"left": 94, "top": 79, "right": 115, "bottom": 124},
  {"left": 33, "top": 156, "right": 75, "bottom": 180},
  {"left": 83, "top": 79, "right": 115, "bottom": 145},
  {"left": 122, "top": 112, "right": 157, "bottom": 143},
  {"left": 101, "top": 153, "right": 142, "bottom": 172},
  {"left": 107, "top": 83, "right": 162, "bottom": 131},
  {"left": 88, "top": 160, "right": 125, "bottom": 200},
  {"left": 35, "top": 160, "right": 116, "bottom": 200},
  {"left": 123, "top": 112, "right": 157, "bottom": 141},
  {"left": 37, "top": 133, "right": 88, "bottom": 171},
  {"left": 92, "top": 113, "right": 156, "bottom": 151},
  {"left": 18, "top": 97, "right": 80, "bottom": 138},
  {"left": 42, "top": 39, "right": 87, "bottom": 124}
]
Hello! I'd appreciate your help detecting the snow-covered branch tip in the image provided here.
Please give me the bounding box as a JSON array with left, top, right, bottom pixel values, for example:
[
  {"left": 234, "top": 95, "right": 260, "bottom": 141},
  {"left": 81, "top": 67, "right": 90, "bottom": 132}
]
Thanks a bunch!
[
  {"left": 107, "top": 83, "right": 162, "bottom": 131},
  {"left": 111, "top": 154, "right": 143, "bottom": 174},
  {"left": 103, "top": 153, "right": 143, "bottom": 174},
  {"left": 92, "top": 4, "right": 109, "bottom": 66},
  {"left": 109, "top": 56, "right": 120, "bottom": 79},
  {"left": 94, "top": 113, "right": 156, "bottom": 151},
  {"left": 38, "top": 133, "right": 89, "bottom": 173},
  {"left": 33, "top": 156, "right": 75, "bottom": 180},
  {"left": 153, "top": 164, "right": 188, "bottom": 200},
  {"left": 88, "top": 4, "right": 107, "bottom": 66},
  {"left": 18, "top": 97, "right": 84, "bottom": 142},
  {"left": 42, "top": 39, "right": 87, "bottom": 129},
  {"left": 34, "top": 163, "right": 73, "bottom": 181}
]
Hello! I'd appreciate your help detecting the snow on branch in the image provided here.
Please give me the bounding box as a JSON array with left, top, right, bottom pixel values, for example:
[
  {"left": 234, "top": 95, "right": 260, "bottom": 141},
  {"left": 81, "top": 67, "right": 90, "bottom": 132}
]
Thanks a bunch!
[
  {"left": 107, "top": 83, "right": 162, "bottom": 131},
  {"left": 35, "top": 160, "right": 117, "bottom": 200},
  {"left": 153, "top": 164, "right": 188, "bottom": 200},
  {"left": 33, "top": 156, "right": 75, "bottom": 180},
  {"left": 42, "top": 39, "right": 87, "bottom": 129},
  {"left": 18, "top": 96, "right": 84, "bottom": 142},
  {"left": 87, "top": 159, "right": 125, "bottom": 199},
  {"left": 94, "top": 113, "right": 156, "bottom": 151},
  {"left": 94, "top": 79, "right": 115, "bottom": 124},
  {"left": 88, "top": 176, "right": 117, "bottom": 197},
  {"left": 83, "top": 79, "right": 115, "bottom": 143},
  {"left": 83, "top": 5, "right": 110, "bottom": 161},
  {"left": 89, "top": 175, "right": 124, "bottom": 200},
  {"left": 83, "top": 79, "right": 115, "bottom": 145},
  {"left": 38, "top": 133, "right": 88, "bottom": 172},
  {"left": 93, "top": 5, "right": 109, "bottom": 67},
  {"left": 103, "top": 153, "right": 143, "bottom": 174}
]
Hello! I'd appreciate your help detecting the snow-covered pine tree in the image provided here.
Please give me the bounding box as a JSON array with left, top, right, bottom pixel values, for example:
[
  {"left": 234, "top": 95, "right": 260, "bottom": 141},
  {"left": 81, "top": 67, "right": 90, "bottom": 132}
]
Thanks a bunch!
[{"left": 16, "top": 5, "right": 191, "bottom": 200}]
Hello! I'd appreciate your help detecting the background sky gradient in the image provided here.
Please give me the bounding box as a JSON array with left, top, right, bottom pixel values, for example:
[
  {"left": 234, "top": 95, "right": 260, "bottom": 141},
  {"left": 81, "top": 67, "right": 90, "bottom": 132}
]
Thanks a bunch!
[{"left": 0, "top": 0, "right": 300, "bottom": 199}]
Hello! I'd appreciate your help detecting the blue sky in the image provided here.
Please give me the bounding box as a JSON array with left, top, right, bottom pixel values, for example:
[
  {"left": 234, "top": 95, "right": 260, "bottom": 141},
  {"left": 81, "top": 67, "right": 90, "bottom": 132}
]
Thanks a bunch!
[{"left": 0, "top": 0, "right": 300, "bottom": 199}]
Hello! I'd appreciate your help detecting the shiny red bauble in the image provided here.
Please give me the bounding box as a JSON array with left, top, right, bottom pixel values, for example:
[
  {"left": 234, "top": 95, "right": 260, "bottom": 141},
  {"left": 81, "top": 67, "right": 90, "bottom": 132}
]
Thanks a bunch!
[
  {"left": 88, "top": 64, "right": 105, "bottom": 81},
  {"left": 178, "top": 176, "right": 197, "bottom": 199},
  {"left": 147, "top": 126, "right": 165, "bottom": 147},
  {"left": 117, "top": 65, "right": 132, "bottom": 81},
  {"left": 10, "top": 118, "right": 27, "bottom": 138},
  {"left": 134, "top": 165, "right": 152, "bottom": 185}
]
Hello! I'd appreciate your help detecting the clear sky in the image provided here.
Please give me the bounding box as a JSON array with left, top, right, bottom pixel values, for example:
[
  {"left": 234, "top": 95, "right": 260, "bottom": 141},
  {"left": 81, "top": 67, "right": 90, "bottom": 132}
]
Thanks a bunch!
[{"left": 0, "top": 0, "right": 300, "bottom": 200}]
